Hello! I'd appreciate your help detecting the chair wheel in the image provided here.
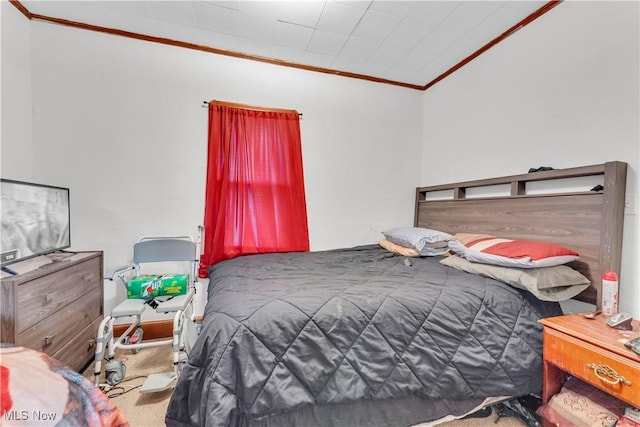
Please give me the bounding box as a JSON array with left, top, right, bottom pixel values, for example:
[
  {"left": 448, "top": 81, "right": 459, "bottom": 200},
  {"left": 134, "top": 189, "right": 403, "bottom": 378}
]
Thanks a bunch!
[{"left": 105, "top": 360, "right": 126, "bottom": 386}]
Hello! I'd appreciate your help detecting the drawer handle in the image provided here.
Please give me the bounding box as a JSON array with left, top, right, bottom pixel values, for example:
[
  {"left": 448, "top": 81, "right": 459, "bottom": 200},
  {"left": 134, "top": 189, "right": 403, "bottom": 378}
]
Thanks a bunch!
[
  {"left": 44, "top": 333, "right": 57, "bottom": 345},
  {"left": 44, "top": 293, "right": 54, "bottom": 302},
  {"left": 587, "top": 363, "right": 631, "bottom": 386}
]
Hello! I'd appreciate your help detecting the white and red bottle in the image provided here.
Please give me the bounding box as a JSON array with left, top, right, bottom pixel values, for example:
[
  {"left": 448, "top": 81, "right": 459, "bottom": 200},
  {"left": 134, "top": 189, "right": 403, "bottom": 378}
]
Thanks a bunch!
[{"left": 602, "top": 271, "right": 619, "bottom": 317}]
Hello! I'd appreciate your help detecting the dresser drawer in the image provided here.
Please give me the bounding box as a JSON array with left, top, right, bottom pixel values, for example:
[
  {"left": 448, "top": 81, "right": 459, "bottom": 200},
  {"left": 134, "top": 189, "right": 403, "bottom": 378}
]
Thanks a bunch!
[
  {"left": 15, "top": 257, "right": 102, "bottom": 332},
  {"left": 544, "top": 327, "right": 640, "bottom": 407},
  {"left": 52, "top": 317, "right": 102, "bottom": 372},
  {"left": 17, "top": 290, "right": 101, "bottom": 357}
]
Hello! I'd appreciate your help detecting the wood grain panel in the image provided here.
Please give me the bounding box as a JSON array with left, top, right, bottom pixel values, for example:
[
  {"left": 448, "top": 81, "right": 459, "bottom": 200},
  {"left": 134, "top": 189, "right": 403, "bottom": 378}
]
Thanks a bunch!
[
  {"left": 18, "top": 290, "right": 101, "bottom": 356},
  {"left": 1, "top": 252, "right": 103, "bottom": 371},
  {"left": 540, "top": 313, "right": 640, "bottom": 362},
  {"left": 417, "top": 195, "right": 602, "bottom": 241},
  {"left": 16, "top": 256, "right": 102, "bottom": 332},
  {"left": 113, "top": 319, "right": 173, "bottom": 340},
  {"left": 541, "top": 314, "right": 640, "bottom": 426},
  {"left": 1, "top": 280, "right": 17, "bottom": 342},
  {"left": 415, "top": 162, "right": 627, "bottom": 307},
  {"left": 417, "top": 194, "right": 602, "bottom": 300},
  {"left": 543, "top": 328, "right": 640, "bottom": 407},
  {"left": 53, "top": 317, "right": 102, "bottom": 373},
  {"left": 600, "top": 161, "right": 627, "bottom": 302}
]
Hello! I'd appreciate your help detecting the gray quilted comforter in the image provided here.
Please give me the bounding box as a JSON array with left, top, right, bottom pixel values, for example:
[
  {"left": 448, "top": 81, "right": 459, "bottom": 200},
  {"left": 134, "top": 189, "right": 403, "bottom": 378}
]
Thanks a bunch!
[{"left": 166, "top": 245, "right": 562, "bottom": 427}]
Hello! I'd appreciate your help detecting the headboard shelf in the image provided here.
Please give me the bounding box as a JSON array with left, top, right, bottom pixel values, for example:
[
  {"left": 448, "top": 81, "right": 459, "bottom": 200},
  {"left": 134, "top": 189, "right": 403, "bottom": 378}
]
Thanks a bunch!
[
  {"left": 414, "top": 161, "right": 627, "bottom": 307},
  {"left": 419, "top": 191, "right": 604, "bottom": 202},
  {"left": 416, "top": 163, "right": 616, "bottom": 201}
]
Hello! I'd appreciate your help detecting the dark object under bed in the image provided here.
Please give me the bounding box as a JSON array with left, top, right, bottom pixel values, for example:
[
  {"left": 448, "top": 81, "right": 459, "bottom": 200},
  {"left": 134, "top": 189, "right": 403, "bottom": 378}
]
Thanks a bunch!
[{"left": 165, "top": 245, "right": 562, "bottom": 427}]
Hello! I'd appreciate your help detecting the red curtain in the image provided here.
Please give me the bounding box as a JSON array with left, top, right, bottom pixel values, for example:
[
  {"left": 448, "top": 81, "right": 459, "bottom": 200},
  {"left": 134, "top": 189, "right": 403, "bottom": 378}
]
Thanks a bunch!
[{"left": 199, "top": 102, "right": 309, "bottom": 276}]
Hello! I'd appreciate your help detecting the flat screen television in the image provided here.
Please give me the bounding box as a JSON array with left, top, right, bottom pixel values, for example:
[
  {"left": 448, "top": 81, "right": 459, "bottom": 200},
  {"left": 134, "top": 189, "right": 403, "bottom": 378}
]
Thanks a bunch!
[{"left": 1, "top": 179, "right": 71, "bottom": 267}]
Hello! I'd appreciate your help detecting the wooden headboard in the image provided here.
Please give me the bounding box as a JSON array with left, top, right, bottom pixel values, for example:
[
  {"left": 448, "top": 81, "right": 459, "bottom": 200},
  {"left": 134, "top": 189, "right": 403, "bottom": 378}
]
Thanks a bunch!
[{"left": 415, "top": 162, "right": 627, "bottom": 307}]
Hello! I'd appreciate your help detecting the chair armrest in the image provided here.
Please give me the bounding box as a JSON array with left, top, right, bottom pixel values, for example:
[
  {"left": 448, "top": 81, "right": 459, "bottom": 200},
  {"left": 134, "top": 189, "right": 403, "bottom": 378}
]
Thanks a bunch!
[{"left": 105, "top": 265, "right": 134, "bottom": 280}]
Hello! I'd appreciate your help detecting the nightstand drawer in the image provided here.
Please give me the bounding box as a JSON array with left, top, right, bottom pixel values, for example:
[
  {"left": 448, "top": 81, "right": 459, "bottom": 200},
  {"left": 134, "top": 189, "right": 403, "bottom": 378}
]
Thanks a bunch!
[{"left": 544, "top": 327, "right": 640, "bottom": 407}]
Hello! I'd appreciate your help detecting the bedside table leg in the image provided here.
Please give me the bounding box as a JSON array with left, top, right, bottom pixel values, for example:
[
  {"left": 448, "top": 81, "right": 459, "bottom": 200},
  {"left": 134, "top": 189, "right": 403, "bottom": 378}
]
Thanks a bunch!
[{"left": 541, "top": 360, "right": 568, "bottom": 427}]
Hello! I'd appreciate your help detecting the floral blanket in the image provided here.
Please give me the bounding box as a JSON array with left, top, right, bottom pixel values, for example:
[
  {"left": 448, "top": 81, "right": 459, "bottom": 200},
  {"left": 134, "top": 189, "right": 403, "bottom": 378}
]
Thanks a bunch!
[{"left": 0, "top": 346, "right": 128, "bottom": 426}]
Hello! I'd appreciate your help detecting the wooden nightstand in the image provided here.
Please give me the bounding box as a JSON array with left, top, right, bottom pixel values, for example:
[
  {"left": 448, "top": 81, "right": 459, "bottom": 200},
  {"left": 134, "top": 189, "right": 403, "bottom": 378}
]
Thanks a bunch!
[{"left": 539, "top": 313, "right": 640, "bottom": 426}]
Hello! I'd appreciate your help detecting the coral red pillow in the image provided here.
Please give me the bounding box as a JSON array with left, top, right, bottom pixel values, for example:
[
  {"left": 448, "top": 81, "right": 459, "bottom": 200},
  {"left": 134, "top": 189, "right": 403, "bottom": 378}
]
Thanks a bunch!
[{"left": 448, "top": 233, "right": 580, "bottom": 268}]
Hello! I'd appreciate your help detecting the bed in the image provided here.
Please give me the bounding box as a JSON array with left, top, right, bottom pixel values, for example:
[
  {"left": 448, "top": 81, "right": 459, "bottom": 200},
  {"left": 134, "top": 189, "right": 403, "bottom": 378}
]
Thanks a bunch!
[{"left": 165, "top": 161, "right": 627, "bottom": 427}]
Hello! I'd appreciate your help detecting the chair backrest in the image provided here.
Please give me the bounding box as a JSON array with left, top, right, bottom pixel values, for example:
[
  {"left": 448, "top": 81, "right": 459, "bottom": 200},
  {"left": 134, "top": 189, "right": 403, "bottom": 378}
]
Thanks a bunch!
[
  {"left": 133, "top": 236, "right": 196, "bottom": 264},
  {"left": 132, "top": 236, "right": 199, "bottom": 284}
]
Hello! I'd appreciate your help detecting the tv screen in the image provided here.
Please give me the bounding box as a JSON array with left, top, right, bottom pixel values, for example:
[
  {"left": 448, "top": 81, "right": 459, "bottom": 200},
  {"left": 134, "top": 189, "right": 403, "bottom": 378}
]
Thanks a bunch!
[{"left": 1, "top": 179, "right": 71, "bottom": 266}]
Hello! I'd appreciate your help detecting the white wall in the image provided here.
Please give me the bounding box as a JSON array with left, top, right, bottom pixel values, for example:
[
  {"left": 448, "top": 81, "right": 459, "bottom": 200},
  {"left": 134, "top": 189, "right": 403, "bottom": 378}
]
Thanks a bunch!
[
  {"left": 1, "top": 3, "right": 423, "bottom": 317},
  {"left": 3, "top": 1, "right": 639, "bottom": 320},
  {"left": 421, "top": 1, "right": 640, "bottom": 317},
  {"left": 1, "top": 2, "right": 33, "bottom": 178}
]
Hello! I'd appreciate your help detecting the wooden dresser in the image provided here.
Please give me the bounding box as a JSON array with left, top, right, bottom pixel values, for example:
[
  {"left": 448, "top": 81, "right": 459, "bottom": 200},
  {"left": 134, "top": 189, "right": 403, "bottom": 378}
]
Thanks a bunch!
[
  {"left": 0, "top": 251, "right": 103, "bottom": 372},
  {"left": 540, "top": 313, "right": 640, "bottom": 425}
]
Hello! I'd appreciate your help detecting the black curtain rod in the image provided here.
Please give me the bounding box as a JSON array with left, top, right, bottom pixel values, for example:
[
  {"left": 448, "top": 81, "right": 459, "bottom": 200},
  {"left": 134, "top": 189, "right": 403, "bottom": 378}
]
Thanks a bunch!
[{"left": 202, "top": 101, "right": 302, "bottom": 117}]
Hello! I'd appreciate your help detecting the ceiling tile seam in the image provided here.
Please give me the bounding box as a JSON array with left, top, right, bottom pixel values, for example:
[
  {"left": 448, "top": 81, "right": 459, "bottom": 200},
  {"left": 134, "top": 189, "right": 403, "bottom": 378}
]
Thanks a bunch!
[
  {"left": 422, "top": 0, "right": 563, "bottom": 90},
  {"left": 332, "top": 0, "right": 376, "bottom": 60},
  {"left": 415, "top": 1, "right": 510, "bottom": 77},
  {"left": 10, "top": 0, "right": 563, "bottom": 92},
  {"left": 187, "top": 2, "right": 197, "bottom": 31},
  {"left": 332, "top": 4, "right": 407, "bottom": 70},
  {"left": 382, "top": 2, "right": 464, "bottom": 79},
  {"left": 11, "top": 0, "right": 420, "bottom": 88},
  {"left": 389, "top": 25, "right": 440, "bottom": 77},
  {"left": 303, "top": 1, "right": 329, "bottom": 54},
  {"left": 143, "top": 2, "right": 154, "bottom": 23},
  {"left": 25, "top": 9, "right": 423, "bottom": 90}
]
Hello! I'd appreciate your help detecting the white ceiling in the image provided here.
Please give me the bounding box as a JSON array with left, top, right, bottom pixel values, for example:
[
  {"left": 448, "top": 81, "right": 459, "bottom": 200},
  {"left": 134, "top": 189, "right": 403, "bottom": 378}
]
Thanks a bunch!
[{"left": 19, "top": 0, "right": 550, "bottom": 88}]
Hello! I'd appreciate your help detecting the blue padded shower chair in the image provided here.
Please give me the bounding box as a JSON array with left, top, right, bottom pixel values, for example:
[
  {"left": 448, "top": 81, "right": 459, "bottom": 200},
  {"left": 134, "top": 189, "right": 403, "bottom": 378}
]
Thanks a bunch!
[{"left": 93, "top": 235, "right": 199, "bottom": 393}]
